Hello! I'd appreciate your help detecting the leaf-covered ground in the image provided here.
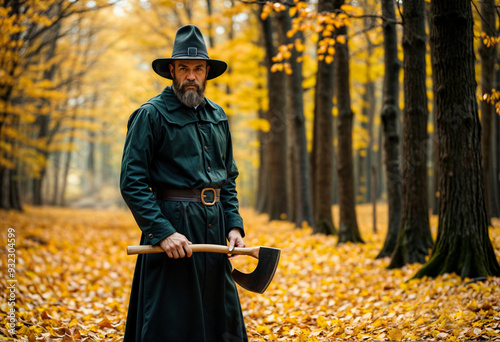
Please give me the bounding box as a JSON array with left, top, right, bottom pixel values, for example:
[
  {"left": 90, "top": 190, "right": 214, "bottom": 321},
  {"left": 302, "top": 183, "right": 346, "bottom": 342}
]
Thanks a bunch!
[{"left": 1, "top": 205, "right": 499, "bottom": 341}]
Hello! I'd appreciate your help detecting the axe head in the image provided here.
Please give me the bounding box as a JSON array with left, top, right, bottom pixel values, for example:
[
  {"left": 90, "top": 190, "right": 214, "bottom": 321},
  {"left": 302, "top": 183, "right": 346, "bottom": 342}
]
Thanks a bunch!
[{"left": 231, "top": 247, "right": 281, "bottom": 293}]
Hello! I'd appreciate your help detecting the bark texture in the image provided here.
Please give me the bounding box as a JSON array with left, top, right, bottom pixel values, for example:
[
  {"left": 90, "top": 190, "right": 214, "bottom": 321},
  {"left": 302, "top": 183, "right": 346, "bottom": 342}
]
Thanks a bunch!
[
  {"left": 414, "top": 0, "right": 500, "bottom": 279},
  {"left": 258, "top": 9, "right": 289, "bottom": 219},
  {"left": 388, "top": 0, "right": 433, "bottom": 268},
  {"left": 278, "top": 4, "right": 313, "bottom": 227},
  {"left": 311, "top": 0, "right": 336, "bottom": 235},
  {"left": 376, "top": 0, "right": 402, "bottom": 258},
  {"left": 334, "top": 0, "right": 363, "bottom": 244},
  {"left": 479, "top": 0, "right": 497, "bottom": 223}
]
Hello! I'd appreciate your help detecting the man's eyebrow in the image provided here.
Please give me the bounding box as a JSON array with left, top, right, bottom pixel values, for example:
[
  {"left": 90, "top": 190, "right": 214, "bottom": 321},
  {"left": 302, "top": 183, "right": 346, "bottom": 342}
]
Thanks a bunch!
[{"left": 178, "top": 63, "right": 206, "bottom": 68}]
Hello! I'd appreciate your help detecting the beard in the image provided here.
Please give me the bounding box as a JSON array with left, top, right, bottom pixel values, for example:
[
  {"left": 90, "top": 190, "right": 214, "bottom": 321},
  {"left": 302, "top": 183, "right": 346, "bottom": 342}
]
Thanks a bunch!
[{"left": 172, "top": 73, "right": 206, "bottom": 108}]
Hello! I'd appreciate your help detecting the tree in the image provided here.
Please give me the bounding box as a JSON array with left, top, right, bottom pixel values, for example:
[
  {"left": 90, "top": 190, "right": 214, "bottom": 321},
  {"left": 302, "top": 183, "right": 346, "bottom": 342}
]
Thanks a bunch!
[
  {"left": 413, "top": 0, "right": 500, "bottom": 279},
  {"left": 276, "top": 3, "right": 313, "bottom": 227},
  {"left": 334, "top": 0, "right": 363, "bottom": 244},
  {"left": 0, "top": 0, "right": 114, "bottom": 209},
  {"left": 0, "top": 0, "right": 33, "bottom": 210},
  {"left": 258, "top": 5, "right": 289, "bottom": 220},
  {"left": 355, "top": 0, "right": 378, "bottom": 208},
  {"left": 311, "top": 0, "right": 337, "bottom": 235},
  {"left": 388, "top": 0, "right": 433, "bottom": 268},
  {"left": 479, "top": 0, "right": 498, "bottom": 222},
  {"left": 31, "top": 3, "right": 64, "bottom": 206},
  {"left": 376, "top": 0, "right": 402, "bottom": 258}
]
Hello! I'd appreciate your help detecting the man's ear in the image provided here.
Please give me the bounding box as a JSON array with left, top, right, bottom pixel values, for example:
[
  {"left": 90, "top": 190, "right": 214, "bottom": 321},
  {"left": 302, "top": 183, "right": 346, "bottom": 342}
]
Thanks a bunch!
[
  {"left": 206, "top": 65, "right": 210, "bottom": 78},
  {"left": 169, "top": 63, "right": 174, "bottom": 76}
]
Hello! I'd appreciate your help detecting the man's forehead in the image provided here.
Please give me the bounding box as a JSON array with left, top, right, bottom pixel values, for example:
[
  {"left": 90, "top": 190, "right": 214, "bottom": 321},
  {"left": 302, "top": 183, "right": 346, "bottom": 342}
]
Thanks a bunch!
[{"left": 174, "top": 60, "right": 207, "bottom": 67}]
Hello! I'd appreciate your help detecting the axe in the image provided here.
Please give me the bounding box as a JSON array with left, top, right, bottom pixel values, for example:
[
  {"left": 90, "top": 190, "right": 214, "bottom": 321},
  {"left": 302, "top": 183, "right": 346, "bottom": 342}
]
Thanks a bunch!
[{"left": 127, "top": 244, "right": 281, "bottom": 294}]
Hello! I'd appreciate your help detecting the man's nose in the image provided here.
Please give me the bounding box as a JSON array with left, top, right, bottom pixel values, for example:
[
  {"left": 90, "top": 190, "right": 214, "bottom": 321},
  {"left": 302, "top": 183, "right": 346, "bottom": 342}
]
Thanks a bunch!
[{"left": 187, "top": 71, "right": 196, "bottom": 80}]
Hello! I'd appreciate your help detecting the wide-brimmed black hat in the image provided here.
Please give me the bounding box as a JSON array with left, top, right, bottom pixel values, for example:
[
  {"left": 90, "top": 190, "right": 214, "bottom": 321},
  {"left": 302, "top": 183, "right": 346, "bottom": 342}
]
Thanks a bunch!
[{"left": 152, "top": 25, "right": 227, "bottom": 80}]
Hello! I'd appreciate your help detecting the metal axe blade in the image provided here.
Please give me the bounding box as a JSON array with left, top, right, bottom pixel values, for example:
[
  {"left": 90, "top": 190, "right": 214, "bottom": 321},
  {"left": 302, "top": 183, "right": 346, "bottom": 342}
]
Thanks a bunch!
[
  {"left": 231, "top": 247, "right": 281, "bottom": 294},
  {"left": 126, "top": 244, "right": 281, "bottom": 293}
]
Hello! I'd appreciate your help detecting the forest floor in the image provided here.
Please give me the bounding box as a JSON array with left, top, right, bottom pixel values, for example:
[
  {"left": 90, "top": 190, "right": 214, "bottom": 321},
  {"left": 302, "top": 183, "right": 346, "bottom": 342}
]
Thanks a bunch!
[{"left": 0, "top": 204, "right": 499, "bottom": 341}]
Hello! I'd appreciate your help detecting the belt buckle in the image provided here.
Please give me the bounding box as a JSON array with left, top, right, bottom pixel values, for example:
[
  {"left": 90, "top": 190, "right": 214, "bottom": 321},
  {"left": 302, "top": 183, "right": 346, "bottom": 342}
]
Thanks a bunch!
[{"left": 201, "top": 188, "right": 216, "bottom": 206}]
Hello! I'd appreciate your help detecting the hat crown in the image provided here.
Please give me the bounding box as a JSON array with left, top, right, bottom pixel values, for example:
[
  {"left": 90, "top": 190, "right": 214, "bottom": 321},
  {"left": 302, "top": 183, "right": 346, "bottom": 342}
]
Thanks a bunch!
[
  {"left": 152, "top": 25, "right": 227, "bottom": 80},
  {"left": 171, "top": 25, "right": 209, "bottom": 59}
]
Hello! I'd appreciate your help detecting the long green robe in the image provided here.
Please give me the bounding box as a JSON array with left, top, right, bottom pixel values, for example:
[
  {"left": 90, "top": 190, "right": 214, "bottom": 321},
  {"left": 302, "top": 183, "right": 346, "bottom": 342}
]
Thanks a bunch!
[{"left": 120, "top": 86, "right": 247, "bottom": 342}]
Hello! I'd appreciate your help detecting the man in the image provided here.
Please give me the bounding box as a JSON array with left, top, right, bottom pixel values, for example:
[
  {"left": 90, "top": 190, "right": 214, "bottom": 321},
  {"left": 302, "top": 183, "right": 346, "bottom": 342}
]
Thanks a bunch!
[{"left": 120, "top": 25, "right": 248, "bottom": 342}]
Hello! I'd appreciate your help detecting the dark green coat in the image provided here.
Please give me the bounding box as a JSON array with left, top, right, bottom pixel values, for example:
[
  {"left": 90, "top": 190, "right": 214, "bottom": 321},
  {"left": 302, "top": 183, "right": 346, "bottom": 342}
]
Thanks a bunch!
[{"left": 120, "top": 86, "right": 247, "bottom": 342}]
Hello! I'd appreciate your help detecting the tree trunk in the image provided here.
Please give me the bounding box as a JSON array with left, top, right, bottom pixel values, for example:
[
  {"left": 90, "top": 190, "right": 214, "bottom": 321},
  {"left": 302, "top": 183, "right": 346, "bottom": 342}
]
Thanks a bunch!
[
  {"left": 376, "top": 0, "right": 402, "bottom": 258},
  {"left": 425, "top": 3, "right": 440, "bottom": 216},
  {"left": 359, "top": 11, "right": 376, "bottom": 205},
  {"left": 358, "top": 61, "right": 375, "bottom": 205},
  {"left": 492, "top": 62, "right": 500, "bottom": 218},
  {"left": 490, "top": 76, "right": 500, "bottom": 218},
  {"left": 61, "top": 137, "right": 74, "bottom": 207},
  {"left": 334, "top": 0, "right": 363, "bottom": 244},
  {"left": 31, "top": 3, "right": 62, "bottom": 206},
  {"left": 0, "top": 1, "right": 23, "bottom": 211},
  {"left": 255, "top": 99, "right": 269, "bottom": 213},
  {"left": 256, "top": 11, "right": 271, "bottom": 214},
  {"left": 413, "top": 0, "right": 500, "bottom": 279},
  {"left": 311, "top": 0, "right": 336, "bottom": 235},
  {"left": 51, "top": 151, "right": 60, "bottom": 205},
  {"left": 479, "top": 0, "right": 497, "bottom": 224},
  {"left": 9, "top": 166, "right": 23, "bottom": 210},
  {"left": 389, "top": 0, "right": 433, "bottom": 268},
  {"left": 259, "top": 7, "right": 289, "bottom": 220},
  {"left": 278, "top": 2, "right": 313, "bottom": 228},
  {"left": 0, "top": 166, "right": 23, "bottom": 211}
]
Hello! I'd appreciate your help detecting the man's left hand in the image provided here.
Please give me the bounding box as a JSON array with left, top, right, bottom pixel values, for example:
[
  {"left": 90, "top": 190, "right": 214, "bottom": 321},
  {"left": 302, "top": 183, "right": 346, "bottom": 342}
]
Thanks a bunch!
[{"left": 227, "top": 228, "right": 245, "bottom": 259}]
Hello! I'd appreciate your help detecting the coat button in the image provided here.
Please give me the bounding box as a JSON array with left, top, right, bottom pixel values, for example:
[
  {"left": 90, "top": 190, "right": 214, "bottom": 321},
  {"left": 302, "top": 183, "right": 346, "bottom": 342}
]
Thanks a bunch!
[
  {"left": 148, "top": 234, "right": 154, "bottom": 239},
  {"left": 207, "top": 166, "right": 211, "bottom": 172},
  {"left": 204, "top": 146, "right": 208, "bottom": 151},
  {"left": 208, "top": 224, "right": 213, "bottom": 229}
]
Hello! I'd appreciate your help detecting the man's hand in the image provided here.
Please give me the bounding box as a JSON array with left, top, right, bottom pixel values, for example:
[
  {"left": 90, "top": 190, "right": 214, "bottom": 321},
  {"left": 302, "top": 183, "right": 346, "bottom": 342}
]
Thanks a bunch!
[
  {"left": 228, "top": 228, "right": 245, "bottom": 259},
  {"left": 159, "top": 232, "right": 192, "bottom": 259}
]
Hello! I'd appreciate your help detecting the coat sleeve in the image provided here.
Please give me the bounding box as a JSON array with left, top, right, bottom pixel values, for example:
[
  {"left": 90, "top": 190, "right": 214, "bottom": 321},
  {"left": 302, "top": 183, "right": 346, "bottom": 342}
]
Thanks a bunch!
[
  {"left": 220, "top": 121, "right": 245, "bottom": 238},
  {"left": 120, "top": 106, "right": 176, "bottom": 245}
]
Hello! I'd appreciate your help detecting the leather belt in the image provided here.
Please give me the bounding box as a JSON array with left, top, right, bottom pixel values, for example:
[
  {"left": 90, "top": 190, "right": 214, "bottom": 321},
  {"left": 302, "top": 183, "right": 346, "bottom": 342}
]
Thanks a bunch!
[{"left": 153, "top": 188, "right": 221, "bottom": 206}]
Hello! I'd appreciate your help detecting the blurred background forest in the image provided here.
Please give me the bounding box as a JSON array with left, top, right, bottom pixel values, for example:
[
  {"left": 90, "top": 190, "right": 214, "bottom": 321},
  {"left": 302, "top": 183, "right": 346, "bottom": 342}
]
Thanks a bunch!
[{"left": 1, "top": 0, "right": 499, "bottom": 240}]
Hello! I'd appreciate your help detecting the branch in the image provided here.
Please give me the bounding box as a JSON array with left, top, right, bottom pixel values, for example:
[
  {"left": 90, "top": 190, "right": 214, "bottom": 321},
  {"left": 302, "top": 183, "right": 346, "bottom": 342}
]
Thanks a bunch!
[
  {"left": 471, "top": 0, "right": 498, "bottom": 36},
  {"left": 24, "top": 26, "right": 78, "bottom": 60},
  {"left": 352, "top": 14, "right": 401, "bottom": 25},
  {"left": 239, "top": 0, "right": 401, "bottom": 25},
  {"left": 27, "top": 1, "right": 115, "bottom": 43},
  {"left": 351, "top": 22, "right": 384, "bottom": 38},
  {"left": 238, "top": 0, "right": 295, "bottom": 6}
]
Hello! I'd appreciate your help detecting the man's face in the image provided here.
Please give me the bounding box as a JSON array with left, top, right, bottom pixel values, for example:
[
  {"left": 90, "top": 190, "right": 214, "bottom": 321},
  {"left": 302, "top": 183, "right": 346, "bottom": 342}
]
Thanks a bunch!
[{"left": 169, "top": 60, "right": 210, "bottom": 108}]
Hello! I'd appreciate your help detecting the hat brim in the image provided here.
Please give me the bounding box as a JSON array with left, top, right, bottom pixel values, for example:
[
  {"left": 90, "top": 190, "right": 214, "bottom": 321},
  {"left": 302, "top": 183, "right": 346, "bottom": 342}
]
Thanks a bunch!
[{"left": 152, "top": 58, "right": 227, "bottom": 80}]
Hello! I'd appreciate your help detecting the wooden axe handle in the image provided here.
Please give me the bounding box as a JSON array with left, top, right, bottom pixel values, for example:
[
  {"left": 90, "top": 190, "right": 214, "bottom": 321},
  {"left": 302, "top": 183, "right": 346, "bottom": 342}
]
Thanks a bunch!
[{"left": 127, "top": 244, "right": 260, "bottom": 259}]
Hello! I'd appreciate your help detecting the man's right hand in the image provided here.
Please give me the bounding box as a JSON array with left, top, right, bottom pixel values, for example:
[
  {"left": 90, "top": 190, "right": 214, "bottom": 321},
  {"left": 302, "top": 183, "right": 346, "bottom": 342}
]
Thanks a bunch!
[{"left": 159, "top": 232, "right": 192, "bottom": 258}]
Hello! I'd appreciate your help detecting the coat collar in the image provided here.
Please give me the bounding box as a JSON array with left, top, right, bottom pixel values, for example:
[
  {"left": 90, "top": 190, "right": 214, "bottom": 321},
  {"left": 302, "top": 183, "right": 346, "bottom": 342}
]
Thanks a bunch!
[{"left": 149, "top": 86, "right": 225, "bottom": 127}]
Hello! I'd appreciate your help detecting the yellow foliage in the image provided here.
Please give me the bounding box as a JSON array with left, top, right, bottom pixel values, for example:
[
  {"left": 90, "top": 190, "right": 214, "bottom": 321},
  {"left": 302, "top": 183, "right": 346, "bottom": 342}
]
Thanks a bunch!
[
  {"left": 481, "top": 89, "right": 500, "bottom": 115},
  {"left": 2, "top": 204, "right": 499, "bottom": 341},
  {"left": 481, "top": 32, "right": 500, "bottom": 48},
  {"left": 340, "top": 4, "right": 364, "bottom": 17},
  {"left": 248, "top": 118, "right": 271, "bottom": 132},
  {"left": 336, "top": 35, "right": 347, "bottom": 45}
]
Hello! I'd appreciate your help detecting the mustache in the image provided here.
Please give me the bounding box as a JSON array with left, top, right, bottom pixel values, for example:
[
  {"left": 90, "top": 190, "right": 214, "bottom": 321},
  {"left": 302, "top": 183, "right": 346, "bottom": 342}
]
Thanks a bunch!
[{"left": 181, "top": 80, "right": 200, "bottom": 89}]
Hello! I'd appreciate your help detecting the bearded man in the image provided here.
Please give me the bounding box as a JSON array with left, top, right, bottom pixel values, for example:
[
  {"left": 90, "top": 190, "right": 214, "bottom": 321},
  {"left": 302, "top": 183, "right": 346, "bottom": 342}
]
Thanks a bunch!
[{"left": 120, "top": 25, "right": 247, "bottom": 342}]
